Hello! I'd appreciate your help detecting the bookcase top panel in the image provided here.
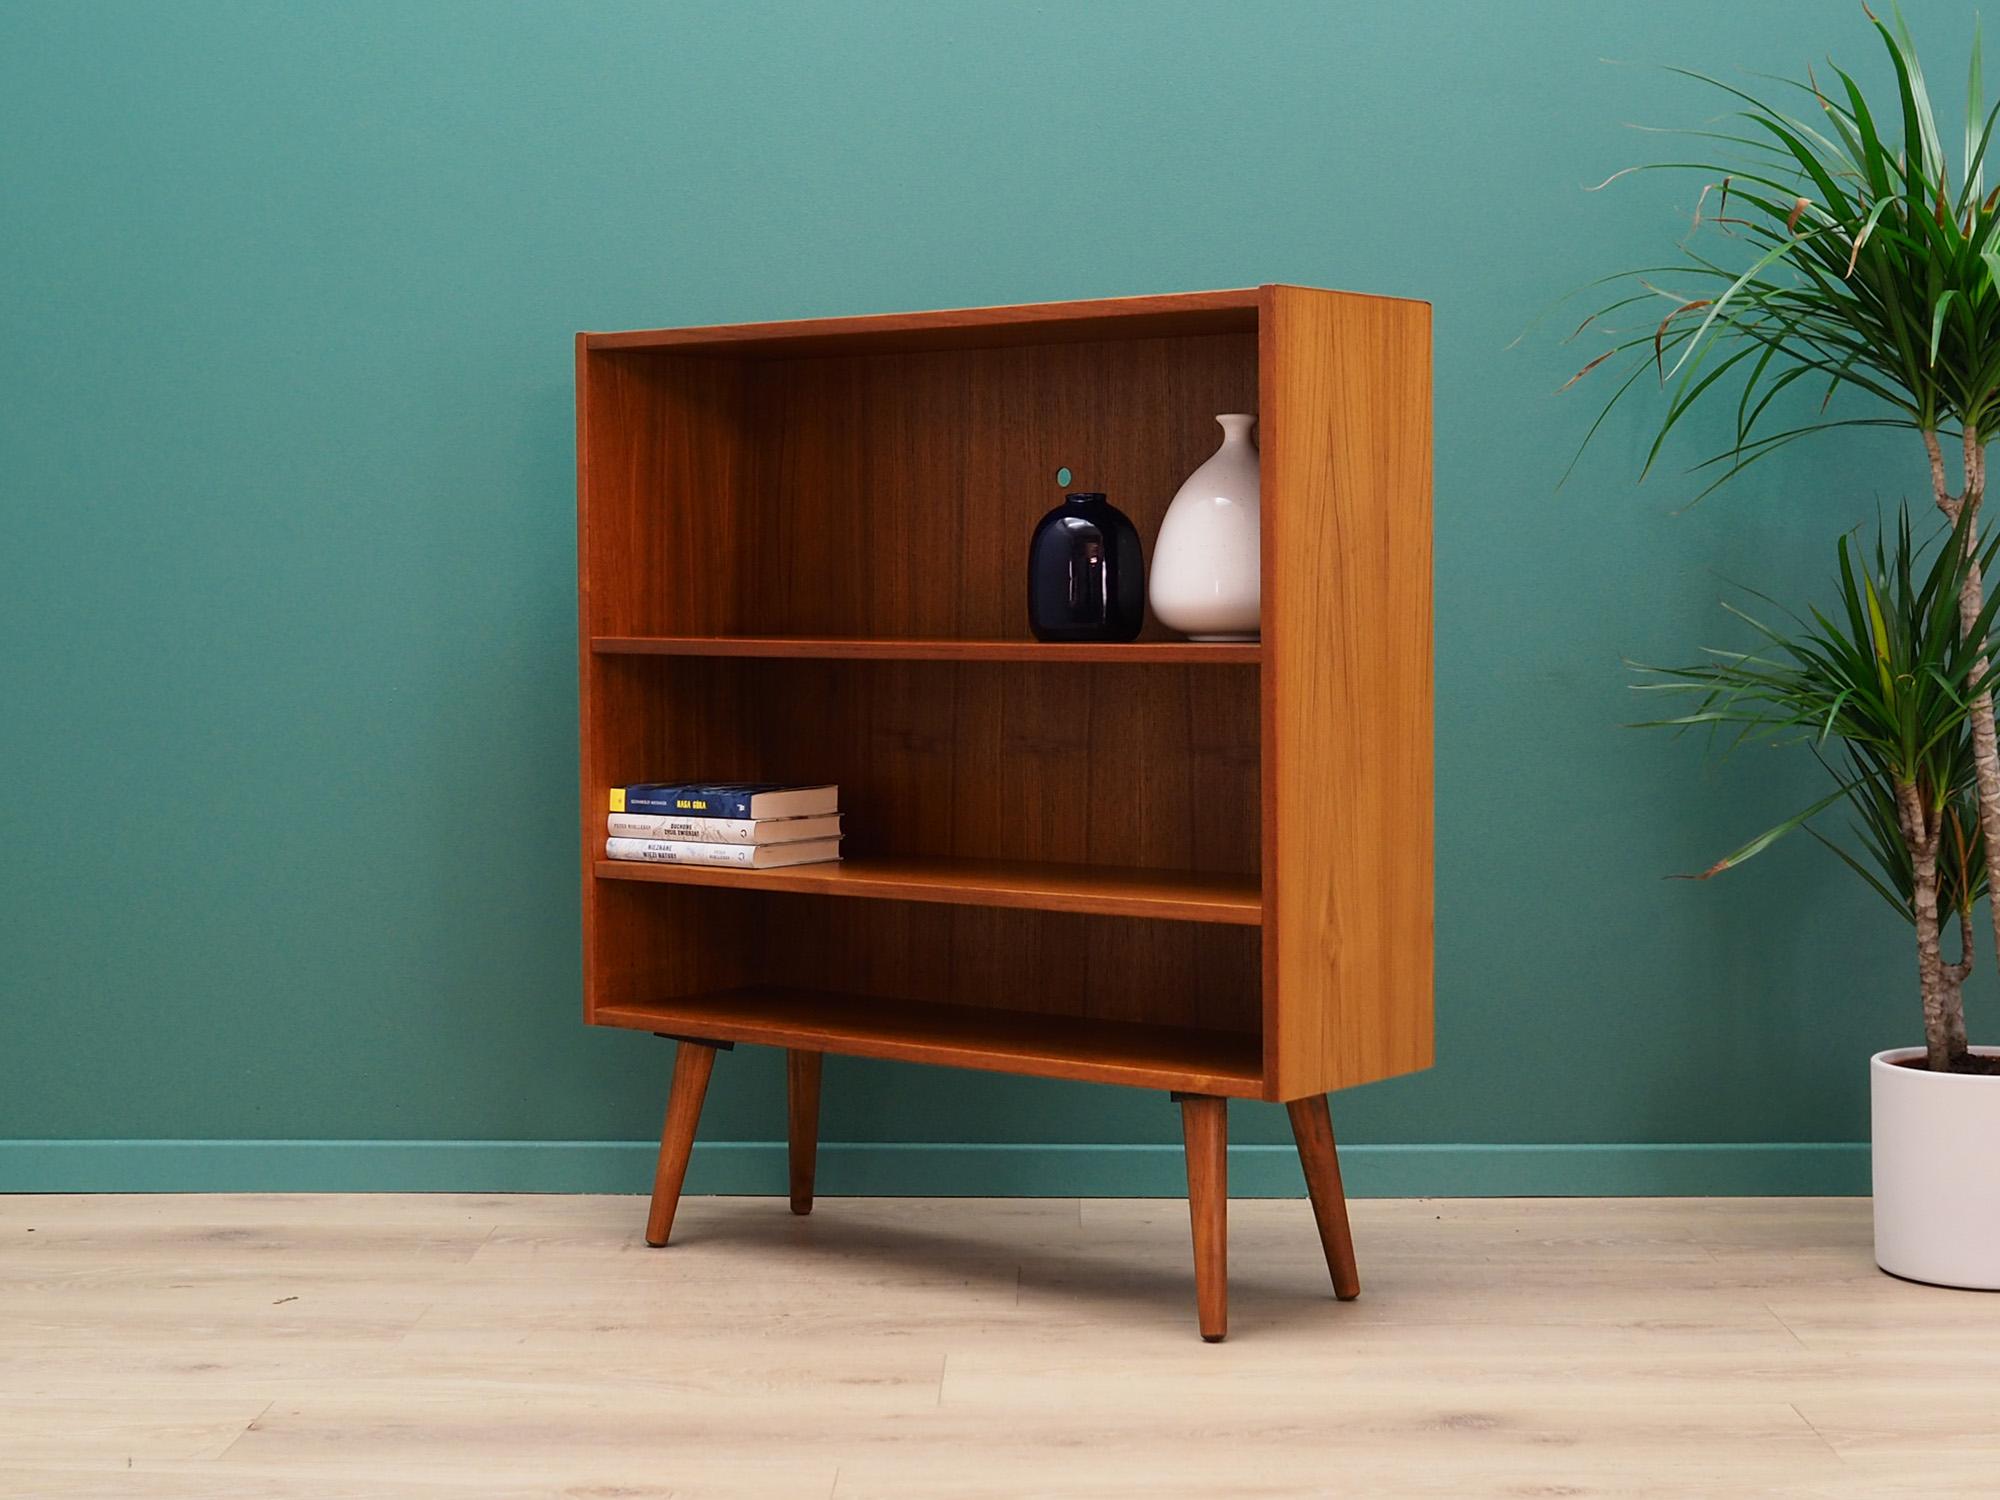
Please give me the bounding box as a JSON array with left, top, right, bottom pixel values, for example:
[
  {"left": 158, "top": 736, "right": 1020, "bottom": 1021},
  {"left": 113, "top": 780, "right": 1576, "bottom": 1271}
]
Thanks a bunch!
[
  {"left": 581, "top": 288, "right": 1259, "bottom": 358},
  {"left": 580, "top": 284, "right": 1427, "bottom": 361}
]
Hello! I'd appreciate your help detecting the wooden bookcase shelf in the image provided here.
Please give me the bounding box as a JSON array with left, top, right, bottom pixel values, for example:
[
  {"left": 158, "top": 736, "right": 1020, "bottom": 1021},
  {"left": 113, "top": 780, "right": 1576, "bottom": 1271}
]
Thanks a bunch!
[
  {"left": 594, "top": 852, "right": 1261, "bottom": 924},
  {"left": 576, "top": 285, "right": 1433, "bottom": 1340},
  {"left": 595, "top": 988, "right": 1266, "bottom": 1097},
  {"left": 591, "top": 635, "right": 1260, "bottom": 664}
]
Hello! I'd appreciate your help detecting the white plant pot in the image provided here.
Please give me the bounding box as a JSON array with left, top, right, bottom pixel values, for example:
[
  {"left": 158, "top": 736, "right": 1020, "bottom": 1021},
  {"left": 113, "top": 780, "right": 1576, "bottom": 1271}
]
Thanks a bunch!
[
  {"left": 1870, "top": 1046, "right": 2000, "bottom": 1289},
  {"left": 1149, "top": 413, "right": 1261, "bottom": 640}
]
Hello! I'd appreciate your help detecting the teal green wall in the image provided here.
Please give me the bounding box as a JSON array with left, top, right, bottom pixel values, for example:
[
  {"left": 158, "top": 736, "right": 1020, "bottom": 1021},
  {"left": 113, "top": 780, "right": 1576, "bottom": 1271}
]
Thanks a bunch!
[{"left": 2, "top": 2, "right": 1974, "bottom": 1194}]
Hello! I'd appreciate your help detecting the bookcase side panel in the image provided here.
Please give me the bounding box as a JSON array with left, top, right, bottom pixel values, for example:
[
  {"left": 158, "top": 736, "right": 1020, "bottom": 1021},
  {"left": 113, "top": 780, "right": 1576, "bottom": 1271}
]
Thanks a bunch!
[{"left": 1263, "top": 286, "right": 1434, "bottom": 1098}]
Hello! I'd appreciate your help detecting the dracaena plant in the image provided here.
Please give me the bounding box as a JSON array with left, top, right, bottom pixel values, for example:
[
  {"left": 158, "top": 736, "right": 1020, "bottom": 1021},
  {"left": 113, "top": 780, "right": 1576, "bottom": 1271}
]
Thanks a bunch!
[
  {"left": 1635, "top": 507, "right": 1999, "bottom": 1073},
  {"left": 1567, "top": 8, "right": 2000, "bottom": 1072}
]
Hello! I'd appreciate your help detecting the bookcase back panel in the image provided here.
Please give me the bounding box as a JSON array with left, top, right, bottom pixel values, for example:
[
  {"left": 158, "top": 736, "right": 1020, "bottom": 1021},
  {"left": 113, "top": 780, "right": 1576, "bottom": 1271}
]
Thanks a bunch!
[
  {"left": 742, "top": 332, "right": 1254, "bottom": 641},
  {"left": 755, "top": 896, "right": 1260, "bottom": 1036},
  {"left": 602, "top": 656, "right": 1259, "bottom": 876}
]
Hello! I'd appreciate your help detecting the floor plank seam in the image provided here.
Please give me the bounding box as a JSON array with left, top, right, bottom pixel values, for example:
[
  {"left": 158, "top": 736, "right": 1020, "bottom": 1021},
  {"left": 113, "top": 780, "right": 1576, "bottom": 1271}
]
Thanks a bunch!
[
  {"left": 211, "top": 1399, "right": 273, "bottom": 1464},
  {"left": 1790, "top": 1401, "right": 1843, "bottom": 1461},
  {"left": 1765, "top": 1301, "right": 1810, "bottom": 1349}
]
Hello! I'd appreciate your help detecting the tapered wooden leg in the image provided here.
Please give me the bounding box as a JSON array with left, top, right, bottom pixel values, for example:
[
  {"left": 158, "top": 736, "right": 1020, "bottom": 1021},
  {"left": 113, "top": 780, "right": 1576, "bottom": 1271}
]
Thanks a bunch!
[
  {"left": 1287, "top": 1094, "right": 1361, "bottom": 1300},
  {"left": 1178, "top": 1093, "right": 1228, "bottom": 1342},
  {"left": 644, "top": 1041, "right": 718, "bottom": 1247},
  {"left": 787, "top": 1049, "right": 822, "bottom": 1215}
]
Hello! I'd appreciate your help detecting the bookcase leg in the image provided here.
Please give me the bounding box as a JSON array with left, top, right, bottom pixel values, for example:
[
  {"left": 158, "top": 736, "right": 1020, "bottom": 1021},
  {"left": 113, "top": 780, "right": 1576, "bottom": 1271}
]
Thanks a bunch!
[
  {"left": 787, "top": 1049, "right": 823, "bottom": 1215},
  {"left": 644, "top": 1041, "right": 718, "bottom": 1248},
  {"left": 1286, "top": 1095, "right": 1361, "bottom": 1300},
  {"left": 1177, "top": 1093, "right": 1228, "bottom": 1342}
]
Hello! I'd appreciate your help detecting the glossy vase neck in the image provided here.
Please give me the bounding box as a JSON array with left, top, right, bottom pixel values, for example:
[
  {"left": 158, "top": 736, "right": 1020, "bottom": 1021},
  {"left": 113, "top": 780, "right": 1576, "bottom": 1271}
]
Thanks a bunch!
[{"left": 1215, "top": 413, "right": 1255, "bottom": 447}]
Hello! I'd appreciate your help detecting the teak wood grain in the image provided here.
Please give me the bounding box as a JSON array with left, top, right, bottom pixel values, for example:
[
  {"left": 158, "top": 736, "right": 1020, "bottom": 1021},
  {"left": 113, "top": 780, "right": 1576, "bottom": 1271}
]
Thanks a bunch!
[
  {"left": 1260, "top": 284, "right": 1435, "bottom": 1099},
  {"left": 1178, "top": 1095, "right": 1229, "bottom": 1341},
  {"left": 643, "top": 1041, "right": 718, "bottom": 1247},
  {"left": 581, "top": 288, "right": 1261, "bottom": 356},
  {"left": 1287, "top": 1094, "right": 1362, "bottom": 1300},
  {"left": 593, "top": 853, "right": 1260, "bottom": 925}
]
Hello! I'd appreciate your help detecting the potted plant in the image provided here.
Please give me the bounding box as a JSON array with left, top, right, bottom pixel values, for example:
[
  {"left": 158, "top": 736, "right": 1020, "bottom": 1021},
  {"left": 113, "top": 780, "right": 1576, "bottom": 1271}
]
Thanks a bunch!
[
  {"left": 1633, "top": 511, "right": 2000, "bottom": 1284},
  {"left": 1566, "top": 9, "right": 2000, "bottom": 1285}
]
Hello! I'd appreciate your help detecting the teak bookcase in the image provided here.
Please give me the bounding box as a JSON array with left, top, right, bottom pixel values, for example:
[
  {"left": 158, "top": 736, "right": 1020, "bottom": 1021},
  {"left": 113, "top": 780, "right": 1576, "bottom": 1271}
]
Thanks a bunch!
[{"left": 575, "top": 285, "right": 1433, "bottom": 1340}]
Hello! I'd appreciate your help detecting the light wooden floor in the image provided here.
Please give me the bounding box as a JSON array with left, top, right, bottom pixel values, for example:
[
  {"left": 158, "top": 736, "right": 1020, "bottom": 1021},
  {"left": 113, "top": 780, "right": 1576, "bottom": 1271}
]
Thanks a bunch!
[{"left": 2, "top": 1194, "right": 1997, "bottom": 1498}]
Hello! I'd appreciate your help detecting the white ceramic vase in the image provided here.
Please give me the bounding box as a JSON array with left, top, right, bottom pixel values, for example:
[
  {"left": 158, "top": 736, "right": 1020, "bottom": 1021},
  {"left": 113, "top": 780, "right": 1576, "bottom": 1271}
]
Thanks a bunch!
[
  {"left": 1149, "top": 413, "right": 1261, "bottom": 640},
  {"left": 1870, "top": 1046, "right": 2000, "bottom": 1289}
]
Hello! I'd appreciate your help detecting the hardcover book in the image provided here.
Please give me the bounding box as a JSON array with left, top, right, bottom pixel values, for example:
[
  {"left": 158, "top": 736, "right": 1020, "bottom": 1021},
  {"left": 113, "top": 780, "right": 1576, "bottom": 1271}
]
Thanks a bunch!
[
  {"left": 604, "top": 836, "right": 843, "bottom": 869},
  {"left": 606, "top": 812, "right": 842, "bottom": 845},
  {"left": 609, "top": 783, "right": 838, "bottom": 820}
]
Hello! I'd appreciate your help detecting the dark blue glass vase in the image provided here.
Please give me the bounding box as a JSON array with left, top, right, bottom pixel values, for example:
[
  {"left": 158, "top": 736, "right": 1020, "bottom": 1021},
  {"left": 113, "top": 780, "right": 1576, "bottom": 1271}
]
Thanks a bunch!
[{"left": 1026, "top": 492, "right": 1146, "bottom": 643}]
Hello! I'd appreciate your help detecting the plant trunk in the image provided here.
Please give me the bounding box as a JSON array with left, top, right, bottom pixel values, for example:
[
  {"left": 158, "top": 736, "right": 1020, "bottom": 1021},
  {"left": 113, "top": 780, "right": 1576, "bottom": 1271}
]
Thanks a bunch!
[
  {"left": 1946, "top": 914, "right": 1973, "bottom": 1057},
  {"left": 1894, "top": 779, "right": 1955, "bottom": 1072},
  {"left": 1927, "top": 426, "right": 1988, "bottom": 1072}
]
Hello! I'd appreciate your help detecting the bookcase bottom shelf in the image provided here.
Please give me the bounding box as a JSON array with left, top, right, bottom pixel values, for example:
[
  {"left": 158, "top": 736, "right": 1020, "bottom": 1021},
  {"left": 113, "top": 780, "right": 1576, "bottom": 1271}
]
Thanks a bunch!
[{"left": 593, "top": 987, "right": 1266, "bottom": 1097}]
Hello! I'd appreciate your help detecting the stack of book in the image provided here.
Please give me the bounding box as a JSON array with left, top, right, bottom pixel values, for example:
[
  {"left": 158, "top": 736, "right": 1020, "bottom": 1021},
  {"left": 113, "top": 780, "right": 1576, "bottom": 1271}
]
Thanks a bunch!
[{"left": 605, "top": 783, "right": 841, "bottom": 868}]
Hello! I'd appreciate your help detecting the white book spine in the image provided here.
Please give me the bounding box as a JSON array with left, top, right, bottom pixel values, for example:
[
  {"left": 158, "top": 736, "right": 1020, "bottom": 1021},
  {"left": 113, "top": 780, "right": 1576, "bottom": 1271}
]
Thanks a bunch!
[
  {"left": 607, "top": 813, "right": 757, "bottom": 842},
  {"left": 605, "top": 837, "right": 760, "bottom": 867}
]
